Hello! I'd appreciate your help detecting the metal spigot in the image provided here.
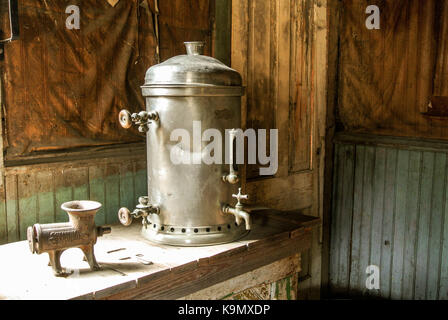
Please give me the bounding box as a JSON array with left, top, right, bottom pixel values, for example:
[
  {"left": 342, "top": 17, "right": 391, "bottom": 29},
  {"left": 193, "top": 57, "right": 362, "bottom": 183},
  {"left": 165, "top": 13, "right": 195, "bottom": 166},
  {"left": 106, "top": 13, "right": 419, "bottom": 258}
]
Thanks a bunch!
[
  {"left": 222, "top": 188, "right": 251, "bottom": 230},
  {"left": 118, "top": 196, "right": 160, "bottom": 227},
  {"left": 119, "top": 109, "right": 159, "bottom": 133}
]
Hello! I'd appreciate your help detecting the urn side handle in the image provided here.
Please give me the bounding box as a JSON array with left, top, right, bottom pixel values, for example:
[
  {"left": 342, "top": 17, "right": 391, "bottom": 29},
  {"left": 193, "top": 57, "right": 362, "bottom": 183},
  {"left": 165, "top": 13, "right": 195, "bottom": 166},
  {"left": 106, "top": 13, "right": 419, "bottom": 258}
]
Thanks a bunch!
[
  {"left": 119, "top": 109, "right": 159, "bottom": 133},
  {"left": 118, "top": 196, "right": 160, "bottom": 228}
]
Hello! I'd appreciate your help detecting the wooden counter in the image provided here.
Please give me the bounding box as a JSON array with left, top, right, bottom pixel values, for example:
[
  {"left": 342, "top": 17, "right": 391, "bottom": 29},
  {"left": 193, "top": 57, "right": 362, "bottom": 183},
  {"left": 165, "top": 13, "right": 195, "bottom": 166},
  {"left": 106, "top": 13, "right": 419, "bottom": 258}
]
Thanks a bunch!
[{"left": 0, "top": 210, "right": 319, "bottom": 300}]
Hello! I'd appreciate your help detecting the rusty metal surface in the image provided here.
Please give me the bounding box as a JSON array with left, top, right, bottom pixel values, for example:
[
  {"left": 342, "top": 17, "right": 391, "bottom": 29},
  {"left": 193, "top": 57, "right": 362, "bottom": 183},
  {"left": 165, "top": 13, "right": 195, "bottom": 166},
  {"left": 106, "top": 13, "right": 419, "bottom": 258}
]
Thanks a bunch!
[{"left": 27, "top": 200, "right": 111, "bottom": 277}]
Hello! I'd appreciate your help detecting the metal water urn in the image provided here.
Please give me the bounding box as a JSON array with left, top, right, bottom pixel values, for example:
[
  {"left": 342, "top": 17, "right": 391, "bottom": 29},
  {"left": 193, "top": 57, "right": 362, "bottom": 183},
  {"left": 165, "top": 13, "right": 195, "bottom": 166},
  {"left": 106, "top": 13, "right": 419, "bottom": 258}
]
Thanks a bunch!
[{"left": 117, "top": 41, "right": 251, "bottom": 246}]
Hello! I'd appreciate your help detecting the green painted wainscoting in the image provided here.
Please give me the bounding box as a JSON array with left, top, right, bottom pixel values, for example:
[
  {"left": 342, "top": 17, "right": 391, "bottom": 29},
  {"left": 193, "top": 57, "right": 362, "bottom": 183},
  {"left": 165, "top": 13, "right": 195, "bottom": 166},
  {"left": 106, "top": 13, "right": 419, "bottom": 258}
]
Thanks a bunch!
[
  {"left": 330, "top": 133, "right": 448, "bottom": 300},
  {"left": 0, "top": 155, "right": 147, "bottom": 244}
]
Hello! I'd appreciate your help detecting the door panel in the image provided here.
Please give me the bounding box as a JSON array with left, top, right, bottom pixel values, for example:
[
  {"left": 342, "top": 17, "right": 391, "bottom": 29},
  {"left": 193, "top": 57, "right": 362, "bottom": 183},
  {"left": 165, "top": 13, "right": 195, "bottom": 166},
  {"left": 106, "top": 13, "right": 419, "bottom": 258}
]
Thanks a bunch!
[{"left": 232, "top": 0, "right": 327, "bottom": 299}]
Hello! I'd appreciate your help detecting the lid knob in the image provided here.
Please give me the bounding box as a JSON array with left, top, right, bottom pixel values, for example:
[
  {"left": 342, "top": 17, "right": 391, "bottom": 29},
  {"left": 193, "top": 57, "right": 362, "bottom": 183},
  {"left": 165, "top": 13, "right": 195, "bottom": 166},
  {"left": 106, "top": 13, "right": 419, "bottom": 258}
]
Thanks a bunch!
[{"left": 184, "top": 41, "right": 204, "bottom": 55}]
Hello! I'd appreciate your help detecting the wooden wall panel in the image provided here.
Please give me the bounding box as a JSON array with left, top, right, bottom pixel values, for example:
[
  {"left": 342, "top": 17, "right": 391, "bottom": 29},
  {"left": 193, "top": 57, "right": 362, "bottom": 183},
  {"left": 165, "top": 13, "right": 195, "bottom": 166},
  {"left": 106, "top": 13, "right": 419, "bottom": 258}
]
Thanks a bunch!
[
  {"left": 232, "top": 0, "right": 328, "bottom": 299},
  {"left": 89, "top": 166, "right": 107, "bottom": 226},
  {"left": 432, "top": 1, "right": 448, "bottom": 97},
  {"left": 5, "top": 174, "right": 19, "bottom": 243},
  {"left": 337, "top": 0, "right": 448, "bottom": 140},
  {"left": 0, "top": 172, "right": 6, "bottom": 245},
  {"left": 330, "top": 136, "right": 448, "bottom": 299},
  {"left": 237, "top": 0, "right": 315, "bottom": 179},
  {"left": 36, "top": 171, "right": 55, "bottom": 225},
  {"left": 158, "top": 0, "right": 213, "bottom": 60},
  {"left": 289, "top": 0, "right": 313, "bottom": 173},
  {"left": 0, "top": 155, "right": 147, "bottom": 243},
  {"left": 328, "top": 144, "right": 354, "bottom": 295}
]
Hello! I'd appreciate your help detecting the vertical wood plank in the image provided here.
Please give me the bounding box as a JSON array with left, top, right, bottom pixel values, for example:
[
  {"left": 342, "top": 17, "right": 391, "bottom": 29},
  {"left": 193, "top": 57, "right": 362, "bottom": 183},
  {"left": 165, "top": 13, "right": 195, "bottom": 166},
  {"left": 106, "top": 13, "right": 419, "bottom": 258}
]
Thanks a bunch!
[
  {"left": 426, "top": 152, "right": 446, "bottom": 299},
  {"left": 391, "top": 149, "right": 409, "bottom": 299},
  {"left": 72, "top": 167, "right": 89, "bottom": 201},
  {"left": 414, "top": 152, "right": 434, "bottom": 299},
  {"left": 439, "top": 154, "right": 448, "bottom": 299},
  {"left": 349, "top": 145, "right": 366, "bottom": 293},
  {"left": 36, "top": 170, "right": 55, "bottom": 224},
  {"left": 54, "top": 169, "right": 73, "bottom": 222},
  {"left": 214, "top": 0, "right": 232, "bottom": 66},
  {"left": 433, "top": 1, "right": 448, "bottom": 97},
  {"left": 89, "top": 166, "right": 106, "bottom": 226},
  {"left": 380, "top": 148, "right": 397, "bottom": 299},
  {"left": 359, "top": 146, "right": 375, "bottom": 295},
  {"left": 370, "top": 147, "right": 386, "bottom": 297},
  {"left": 105, "top": 164, "right": 120, "bottom": 225},
  {"left": 337, "top": 145, "right": 355, "bottom": 292},
  {"left": 119, "top": 162, "right": 135, "bottom": 214},
  {"left": 0, "top": 172, "right": 6, "bottom": 244},
  {"left": 275, "top": 0, "right": 291, "bottom": 178},
  {"left": 289, "top": 0, "right": 312, "bottom": 173},
  {"left": 18, "top": 173, "right": 37, "bottom": 240},
  {"left": 5, "top": 174, "right": 19, "bottom": 242},
  {"left": 329, "top": 144, "right": 342, "bottom": 292},
  {"left": 135, "top": 160, "right": 148, "bottom": 200},
  {"left": 402, "top": 151, "right": 422, "bottom": 299}
]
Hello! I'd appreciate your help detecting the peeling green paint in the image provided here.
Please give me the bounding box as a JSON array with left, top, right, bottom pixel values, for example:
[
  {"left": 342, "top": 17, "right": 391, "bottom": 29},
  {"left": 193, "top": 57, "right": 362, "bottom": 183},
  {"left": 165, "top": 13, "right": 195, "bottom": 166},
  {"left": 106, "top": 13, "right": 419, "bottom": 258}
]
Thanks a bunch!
[
  {"left": 286, "top": 276, "right": 291, "bottom": 300},
  {"left": 220, "top": 292, "right": 234, "bottom": 300},
  {"left": 0, "top": 169, "right": 147, "bottom": 243}
]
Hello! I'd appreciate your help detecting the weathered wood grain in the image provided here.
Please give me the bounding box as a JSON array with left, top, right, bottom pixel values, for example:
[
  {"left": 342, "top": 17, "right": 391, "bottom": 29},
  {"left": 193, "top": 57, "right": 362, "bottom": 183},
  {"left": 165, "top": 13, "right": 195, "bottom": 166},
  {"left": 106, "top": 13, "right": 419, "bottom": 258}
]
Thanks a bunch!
[
  {"left": 5, "top": 174, "right": 19, "bottom": 242},
  {"left": 36, "top": 170, "right": 55, "bottom": 224},
  {"left": 369, "top": 147, "right": 386, "bottom": 297},
  {"left": 337, "top": 0, "right": 448, "bottom": 140},
  {"left": 440, "top": 166, "right": 448, "bottom": 299},
  {"left": 183, "top": 254, "right": 300, "bottom": 300},
  {"left": 232, "top": 0, "right": 327, "bottom": 299},
  {"left": 359, "top": 146, "right": 374, "bottom": 296},
  {"left": 433, "top": 1, "right": 448, "bottom": 98},
  {"left": 329, "top": 144, "right": 342, "bottom": 292},
  {"left": 0, "top": 155, "right": 147, "bottom": 244},
  {"left": 426, "top": 152, "right": 446, "bottom": 299},
  {"left": 0, "top": 210, "right": 318, "bottom": 300},
  {"left": 390, "top": 149, "right": 409, "bottom": 299},
  {"left": 414, "top": 152, "right": 433, "bottom": 299},
  {"left": 18, "top": 173, "right": 37, "bottom": 240},
  {"left": 104, "top": 228, "right": 312, "bottom": 300},
  {"left": 380, "top": 148, "right": 397, "bottom": 299},
  {"left": 331, "top": 137, "right": 448, "bottom": 299},
  {"left": 0, "top": 172, "right": 6, "bottom": 245},
  {"left": 89, "top": 166, "right": 106, "bottom": 226},
  {"left": 105, "top": 164, "right": 120, "bottom": 225},
  {"left": 338, "top": 145, "right": 355, "bottom": 292},
  {"left": 348, "top": 145, "right": 365, "bottom": 293}
]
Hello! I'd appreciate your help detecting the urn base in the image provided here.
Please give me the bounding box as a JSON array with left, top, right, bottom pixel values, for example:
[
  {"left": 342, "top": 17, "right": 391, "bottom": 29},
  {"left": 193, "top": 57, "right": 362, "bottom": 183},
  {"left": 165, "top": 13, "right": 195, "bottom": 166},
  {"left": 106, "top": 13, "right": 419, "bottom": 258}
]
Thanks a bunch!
[{"left": 140, "top": 222, "right": 249, "bottom": 246}]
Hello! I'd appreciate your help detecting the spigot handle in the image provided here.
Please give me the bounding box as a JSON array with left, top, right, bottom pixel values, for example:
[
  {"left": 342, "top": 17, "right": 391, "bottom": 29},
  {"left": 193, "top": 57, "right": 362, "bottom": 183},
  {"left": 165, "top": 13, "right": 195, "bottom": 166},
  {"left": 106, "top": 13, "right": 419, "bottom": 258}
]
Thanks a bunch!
[{"left": 232, "top": 188, "right": 249, "bottom": 206}]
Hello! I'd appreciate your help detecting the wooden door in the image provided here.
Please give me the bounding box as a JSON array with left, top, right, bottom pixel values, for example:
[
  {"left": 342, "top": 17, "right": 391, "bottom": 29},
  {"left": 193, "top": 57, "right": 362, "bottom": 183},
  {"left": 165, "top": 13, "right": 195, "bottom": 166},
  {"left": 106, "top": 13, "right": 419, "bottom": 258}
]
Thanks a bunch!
[{"left": 231, "top": 0, "right": 328, "bottom": 299}]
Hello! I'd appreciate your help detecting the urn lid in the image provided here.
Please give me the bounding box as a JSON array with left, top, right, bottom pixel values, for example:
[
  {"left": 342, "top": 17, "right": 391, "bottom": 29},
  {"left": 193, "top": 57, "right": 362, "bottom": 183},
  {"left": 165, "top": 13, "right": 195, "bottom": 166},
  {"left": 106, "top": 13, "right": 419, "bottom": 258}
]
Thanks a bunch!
[{"left": 143, "top": 42, "right": 242, "bottom": 87}]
